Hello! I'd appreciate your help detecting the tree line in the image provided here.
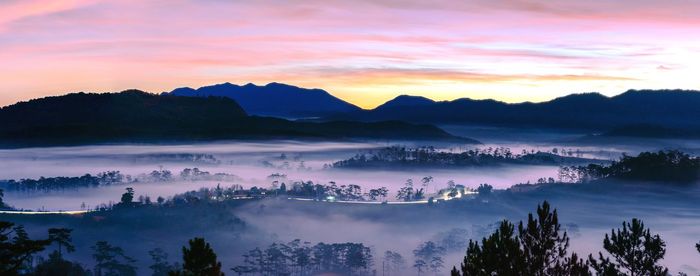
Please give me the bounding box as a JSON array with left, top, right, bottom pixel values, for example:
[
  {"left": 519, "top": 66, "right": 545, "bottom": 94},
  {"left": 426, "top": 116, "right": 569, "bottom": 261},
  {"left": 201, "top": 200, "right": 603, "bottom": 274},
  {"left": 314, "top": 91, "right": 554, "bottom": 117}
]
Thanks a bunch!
[
  {"left": 559, "top": 150, "right": 700, "bottom": 184},
  {"left": 0, "top": 168, "right": 241, "bottom": 193},
  {"left": 330, "top": 146, "right": 588, "bottom": 169},
  {"left": 231, "top": 240, "right": 373, "bottom": 275},
  {"left": 169, "top": 177, "right": 471, "bottom": 203}
]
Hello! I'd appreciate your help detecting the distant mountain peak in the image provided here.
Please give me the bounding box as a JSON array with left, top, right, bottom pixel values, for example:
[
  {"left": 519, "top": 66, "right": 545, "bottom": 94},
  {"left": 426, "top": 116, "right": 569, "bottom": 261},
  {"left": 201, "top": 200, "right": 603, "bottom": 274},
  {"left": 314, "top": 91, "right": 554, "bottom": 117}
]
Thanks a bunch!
[
  {"left": 170, "top": 87, "right": 196, "bottom": 94},
  {"left": 393, "top": 94, "right": 435, "bottom": 101},
  {"left": 547, "top": 92, "right": 607, "bottom": 104},
  {"left": 559, "top": 92, "right": 606, "bottom": 98},
  {"left": 166, "top": 81, "right": 360, "bottom": 118},
  {"left": 264, "top": 82, "right": 288, "bottom": 87},
  {"left": 376, "top": 95, "right": 436, "bottom": 109}
]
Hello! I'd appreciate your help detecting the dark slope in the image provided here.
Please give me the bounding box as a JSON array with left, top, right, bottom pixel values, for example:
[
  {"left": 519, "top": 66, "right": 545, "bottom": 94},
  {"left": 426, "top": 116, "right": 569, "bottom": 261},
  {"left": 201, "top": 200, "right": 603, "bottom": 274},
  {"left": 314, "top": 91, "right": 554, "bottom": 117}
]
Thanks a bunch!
[
  {"left": 0, "top": 91, "right": 474, "bottom": 147},
  {"left": 329, "top": 90, "right": 700, "bottom": 132},
  {"left": 167, "top": 82, "right": 361, "bottom": 118},
  {"left": 0, "top": 90, "right": 248, "bottom": 145}
]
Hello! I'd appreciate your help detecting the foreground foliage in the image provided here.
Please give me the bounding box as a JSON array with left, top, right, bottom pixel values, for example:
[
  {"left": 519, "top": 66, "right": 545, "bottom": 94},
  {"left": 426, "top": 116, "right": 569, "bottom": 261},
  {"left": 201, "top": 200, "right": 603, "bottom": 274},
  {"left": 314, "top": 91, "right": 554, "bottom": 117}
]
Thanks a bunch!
[
  {"left": 170, "top": 237, "right": 224, "bottom": 276},
  {"left": 589, "top": 219, "right": 668, "bottom": 275},
  {"left": 452, "top": 201, "right": 674, "bottom": 276}
]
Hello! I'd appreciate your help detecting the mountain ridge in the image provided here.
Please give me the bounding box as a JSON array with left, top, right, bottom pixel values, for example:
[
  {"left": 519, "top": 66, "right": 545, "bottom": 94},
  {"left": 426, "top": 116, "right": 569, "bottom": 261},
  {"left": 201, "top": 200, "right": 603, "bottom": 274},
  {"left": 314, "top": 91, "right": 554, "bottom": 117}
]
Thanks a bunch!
[
  {"left": 165, "top": 82, "right": 361, "bottom": 118},
  {"left": 327, "top": 89, "right": 700, "bottom": 133},
  {"left": 0, "top": 90, "right": 474, "bottom": 148},
  {"left": 6, "top": 82, "right": 700, "bottom": 140}
]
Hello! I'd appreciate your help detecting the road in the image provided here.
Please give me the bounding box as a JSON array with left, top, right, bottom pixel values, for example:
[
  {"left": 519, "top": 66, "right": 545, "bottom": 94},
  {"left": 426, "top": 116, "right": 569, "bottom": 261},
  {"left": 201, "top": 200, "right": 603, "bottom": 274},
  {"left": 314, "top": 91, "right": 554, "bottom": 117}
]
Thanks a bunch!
[
  {"left": 0, "top": 192, "right": 475, "bottom": 215},
  {"left": 0, "top": 210, "right": 91, "bottom": 215}
]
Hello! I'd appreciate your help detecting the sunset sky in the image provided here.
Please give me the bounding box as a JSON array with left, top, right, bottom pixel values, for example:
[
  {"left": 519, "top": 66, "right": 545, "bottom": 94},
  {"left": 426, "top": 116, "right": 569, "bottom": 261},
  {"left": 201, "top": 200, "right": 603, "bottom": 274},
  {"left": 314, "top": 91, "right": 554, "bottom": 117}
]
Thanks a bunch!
[{"left": 1, "top": 0, "right": 699, "bottom": 109}]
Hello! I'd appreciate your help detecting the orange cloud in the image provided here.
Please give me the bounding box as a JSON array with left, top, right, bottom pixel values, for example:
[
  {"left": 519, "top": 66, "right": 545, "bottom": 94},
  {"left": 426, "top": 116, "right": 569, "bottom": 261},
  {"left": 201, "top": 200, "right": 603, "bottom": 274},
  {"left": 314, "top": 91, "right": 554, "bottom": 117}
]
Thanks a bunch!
[{"left": 305, "top": 68, "right": 636, "bottom": 85}]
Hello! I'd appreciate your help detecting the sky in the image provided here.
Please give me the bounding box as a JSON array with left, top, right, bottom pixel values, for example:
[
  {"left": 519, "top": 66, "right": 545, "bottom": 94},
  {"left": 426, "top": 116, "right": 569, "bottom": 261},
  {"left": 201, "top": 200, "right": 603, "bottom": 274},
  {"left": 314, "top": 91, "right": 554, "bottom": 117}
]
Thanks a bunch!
[{"left": 1, "top": 0, "right": 699, "bottom": 109}]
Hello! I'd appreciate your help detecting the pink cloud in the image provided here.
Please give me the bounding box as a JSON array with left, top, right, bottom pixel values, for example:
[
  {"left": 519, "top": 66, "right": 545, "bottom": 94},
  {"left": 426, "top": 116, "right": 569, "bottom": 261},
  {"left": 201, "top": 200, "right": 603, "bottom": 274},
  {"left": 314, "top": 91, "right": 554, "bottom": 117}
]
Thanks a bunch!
[{"left": 0, "top": 0, "right": 98, "bottom": 31}]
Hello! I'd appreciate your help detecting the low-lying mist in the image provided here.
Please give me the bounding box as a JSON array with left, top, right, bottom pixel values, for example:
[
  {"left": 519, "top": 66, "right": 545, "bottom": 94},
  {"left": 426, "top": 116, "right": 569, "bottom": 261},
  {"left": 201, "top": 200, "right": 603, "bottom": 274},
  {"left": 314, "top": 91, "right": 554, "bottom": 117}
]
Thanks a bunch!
[
  {"left": 0, "top": 140, "right": 573, "bottom": 210},
  {"left": 2, "top": 132, "right": 700, "bottom": 275},
  {"left": 3, "top": 182, "right": 699, "bottom": 275}
]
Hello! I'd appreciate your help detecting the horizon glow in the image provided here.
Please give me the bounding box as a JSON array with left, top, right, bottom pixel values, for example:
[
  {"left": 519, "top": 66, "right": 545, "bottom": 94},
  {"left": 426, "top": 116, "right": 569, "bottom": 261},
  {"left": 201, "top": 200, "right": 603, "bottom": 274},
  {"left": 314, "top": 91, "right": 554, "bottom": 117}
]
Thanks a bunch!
[{"left": 1, "top": 0, "right": 700, "bottom": 109}]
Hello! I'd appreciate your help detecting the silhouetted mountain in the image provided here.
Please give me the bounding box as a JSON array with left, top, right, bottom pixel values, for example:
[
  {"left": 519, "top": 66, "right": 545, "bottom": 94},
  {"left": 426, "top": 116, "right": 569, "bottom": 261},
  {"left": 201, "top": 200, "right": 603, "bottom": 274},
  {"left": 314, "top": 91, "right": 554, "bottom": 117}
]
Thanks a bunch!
[
  {"left": 329, "top": 90, "right": 700, "bottom": 132},
  {"left": 0, "top": 91, "right": 474, "bottom": 147},
  {"left": 374, "top": 95, "right": 435, "bottom": 110},
  {"left": 166, "top": 82, "right": 361, "bottom": 118}
]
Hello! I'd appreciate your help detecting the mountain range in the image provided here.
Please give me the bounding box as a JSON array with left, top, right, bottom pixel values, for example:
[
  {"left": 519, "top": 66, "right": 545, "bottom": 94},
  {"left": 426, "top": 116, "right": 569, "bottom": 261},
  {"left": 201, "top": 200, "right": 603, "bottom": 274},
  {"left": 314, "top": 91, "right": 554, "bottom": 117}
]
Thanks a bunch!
[
  {"left": 327, "top": 89, "right": 700, "bottom": 136},
  {"left": 166, "top": 82, "right": 361, "bottom": 118},
  {"left": 3, "top": 83, "right": 699, "bottom": 147},
  {"left": 165, "top": 82, "right": 700, "bottom": 136},
  {"left": 0, "top": 91, "right": 470, "bottom": 148}
]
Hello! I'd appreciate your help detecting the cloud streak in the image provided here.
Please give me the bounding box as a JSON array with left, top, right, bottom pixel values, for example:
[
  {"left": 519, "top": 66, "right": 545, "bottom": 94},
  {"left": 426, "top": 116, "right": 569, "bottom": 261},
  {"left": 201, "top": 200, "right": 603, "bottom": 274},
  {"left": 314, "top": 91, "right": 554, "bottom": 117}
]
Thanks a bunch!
[{"left": 0, "top": 0, "right": 97, "bottom": 31}]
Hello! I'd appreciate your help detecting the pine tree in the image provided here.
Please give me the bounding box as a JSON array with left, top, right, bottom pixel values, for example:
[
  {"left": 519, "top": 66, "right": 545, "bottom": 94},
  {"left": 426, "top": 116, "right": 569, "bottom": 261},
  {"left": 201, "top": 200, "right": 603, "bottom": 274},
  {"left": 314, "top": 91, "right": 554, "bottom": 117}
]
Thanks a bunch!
[
  {"left": 149, "top": 248, "right": 176, "bottom": 276},
  {"left": 413, "top": 241, "right": 445, "bottom": 274},
  {"left": 589, "top": 218, "right": 667, "bottom": 276},
  {"left": 455, "top": 220, "right": 524, "bottom": 275},
  {"left": 0, "top": 221, "right": 50, "bottom": 275},
  {"left": 48, "top": 228, "right": 75, "bottom": 258},
  {"left": 33, "top": 251, "right": 90, "bottom": 276},
  {"left": 120, "top": 187, "right": 135, "bottom": 206},
  {"left": 91, "top": 240, "right": 137, "bottom": 276},
  {"left": 518, "top": 201, "right": 583, "bottom": 275},
  {"left": 450, "top": 266, "right": 460, "bottom": 276},
  {"left": 171, "top": 237, "right": 224, "bottom": 276},
  {"left": 453, "top": 202, "right": 590, "bottom": 276}
]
